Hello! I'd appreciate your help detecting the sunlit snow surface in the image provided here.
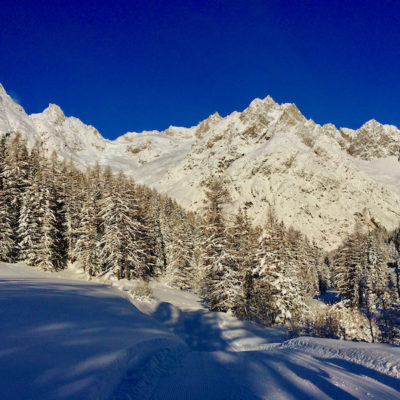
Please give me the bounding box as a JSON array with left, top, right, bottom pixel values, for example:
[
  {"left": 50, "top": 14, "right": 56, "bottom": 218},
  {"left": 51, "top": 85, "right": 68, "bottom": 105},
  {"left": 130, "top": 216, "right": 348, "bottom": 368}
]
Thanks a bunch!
[{"left": 1, "top": 263, "right": 399, "bottom": 399}]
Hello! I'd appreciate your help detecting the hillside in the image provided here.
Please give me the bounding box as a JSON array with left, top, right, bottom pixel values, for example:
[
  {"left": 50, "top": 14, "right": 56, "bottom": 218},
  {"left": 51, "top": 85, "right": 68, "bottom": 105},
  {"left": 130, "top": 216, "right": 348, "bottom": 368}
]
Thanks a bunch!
[{"left": 1, "top": 83, "right": 400, "bottom": 249}]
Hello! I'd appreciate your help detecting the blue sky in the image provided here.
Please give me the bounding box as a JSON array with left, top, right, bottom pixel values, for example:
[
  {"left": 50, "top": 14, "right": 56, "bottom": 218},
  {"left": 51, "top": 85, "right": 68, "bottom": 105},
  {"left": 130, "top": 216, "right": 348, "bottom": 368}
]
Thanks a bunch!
[{"left": 1, "top": 0, "right": 399, "bottom": 140}]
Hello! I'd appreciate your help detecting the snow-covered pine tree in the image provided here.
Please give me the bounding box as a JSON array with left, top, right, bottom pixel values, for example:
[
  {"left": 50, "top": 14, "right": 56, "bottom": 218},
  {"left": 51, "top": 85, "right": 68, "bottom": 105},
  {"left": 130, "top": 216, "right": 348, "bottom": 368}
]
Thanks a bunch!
[
  {"left": 200, "top": 178, "right": 236, "bottom": 312},
  {"left": 253, "top": 231, "right": 281, "bottom": 325},
  {"left": 35, "top": 167, "right": 60, "bottom": 271},
  {"left": 62, "top": 159, "right": 86, "bottom": 263},
  {"left": 253, "top": 209, "right": 308, "bottom": 326},
  {"left": 364, "top": 231, "right": 387, "bottom": 298},
  {"left": 136, "top": 185, "right": 182, "bottom": 278},
  {"left": 123, "top": 176, "right": 147, "bottom": 278},
  {"left": 0, "top": 135, "right": 14, "bottom": 261},
  {"left": 312, "top": 241, "right": 330, "bottom": 294},
  {"left": 132, "top": 185, "right": 157, "bottom": 275},
  {"left": 74, "top": 183, "right": 102, "bottom": 275},
  {"left": 165, "top": 210, "right": 196, "bottom": 290},
  {"left": 46, "top": 153, "right": 68, "bottom": 267},
  {"left": 362, "top": 229, "right": 391, "bottom": 342},
  {"left": 228, "top": 208, "right": 258, "bottom": 318},
  {"left": 149, "top": 193, "right": 169, "bottom": 276},
  {"left": 389, "top": 228, "right": 400, "bottom": 303},
  {"left": 332, "top": 224, "right": 366, "bottom": 307},
  {"left": 98, "top": 172, "right": 144, "bottom": 278},
  {"left": 292, "top": 233, "right": 320, "bottom": 297},
  {"left": 37, "top": 198, "right": 58, "bottom": 271},
  {"left": 0, "top": 134, "right": 7, "bottom": 190},
  {"left": 17, "top": 155, "right": 43, "bottom": 266},
  {"left": 0, "top": 191, "right": 14, "bottom": 261},
  {"left": 1, "top": 133, "right": 30, "bottom": 259}
]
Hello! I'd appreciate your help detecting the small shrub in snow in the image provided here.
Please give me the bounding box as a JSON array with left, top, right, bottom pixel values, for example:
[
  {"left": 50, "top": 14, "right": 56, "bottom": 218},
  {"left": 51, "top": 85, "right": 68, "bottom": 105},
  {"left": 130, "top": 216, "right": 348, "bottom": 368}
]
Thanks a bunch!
[
  {"left": 131, "top": 279, "right": 153, "bottom": 301},
  {"left": 303, "top": 301, "right": 379, "bottom": 342}
]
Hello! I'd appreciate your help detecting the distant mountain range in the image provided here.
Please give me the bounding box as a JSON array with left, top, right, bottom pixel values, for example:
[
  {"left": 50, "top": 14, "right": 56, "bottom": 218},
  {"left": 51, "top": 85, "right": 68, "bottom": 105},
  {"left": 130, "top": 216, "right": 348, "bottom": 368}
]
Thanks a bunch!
[{"left": 1, "top": 83, "right": 400, "bottom": 249}]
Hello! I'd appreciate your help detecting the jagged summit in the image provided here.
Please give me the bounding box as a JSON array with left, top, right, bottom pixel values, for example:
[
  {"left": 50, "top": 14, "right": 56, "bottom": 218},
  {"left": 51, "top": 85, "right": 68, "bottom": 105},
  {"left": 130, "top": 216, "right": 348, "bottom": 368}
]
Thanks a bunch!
[
  {"left": 247, "top": 95, "right": 277, "bottom": 108},
  {"left": 362, "top": 118, "right": 381, "bottom": 128},
  {"left": 41, "top": 103, "right": 65, "bottom": 116},
  {"left": 209, "top": 111, "right": 222, "bottom": 119},
  {"left": 0, "top": 83, "right": 7, "bottom": 96},
  {"left": 0, "top": 82, "right": 400, "bottom": 249},
  {"left": 38, "top": 104, "right": 66, "bottom": 124}
]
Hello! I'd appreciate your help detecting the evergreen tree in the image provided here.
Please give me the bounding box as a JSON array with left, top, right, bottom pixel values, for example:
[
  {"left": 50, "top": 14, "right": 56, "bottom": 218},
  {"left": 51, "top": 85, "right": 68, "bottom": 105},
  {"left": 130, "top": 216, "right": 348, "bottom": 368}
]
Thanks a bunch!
[
  {"left": 253, "top": 209, "right": 308, "bottom": 325},
  {"left": 98, "top": 172, "right": 144, "bottom": 278},
  {"left": 1, "top": 133, "right": 30, "bottom": 259},
  {"left": 0, "top": 187, "right": 14, "bottom": 261},
  {"left": 63, "top": 161, "right": 86, "bottom": 263},
  {"left": 165, "top": 211, "right": 196, "bottom": 290},
  {"left": 35, "top": 168, "right": 60, "bottom": 271},
  {"left": 17, "top": 171, "right": 41, "bottom": 265},
  {"left": 75, "top": 188, "right": 102, "bottom": 275},
  {"left": 0, "top": 135, "right": 7, "bottom": 190},
  {"left": 0, "top": 135, "right": 14, "bottom": 261},
  {"left": 200, "top": 178, "right": 235, "bottom": 312},
  {"left": 332, "top": 224, "right": 365, "bottom": 307},
  {"left": 229, "top": 208, "right": 258, "bottom": 317}
]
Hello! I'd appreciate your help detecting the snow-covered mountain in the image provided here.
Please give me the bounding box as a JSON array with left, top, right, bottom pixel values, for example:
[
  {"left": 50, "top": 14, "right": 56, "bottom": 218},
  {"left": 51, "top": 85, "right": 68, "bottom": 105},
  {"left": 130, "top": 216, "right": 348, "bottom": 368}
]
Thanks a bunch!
[{"left": 1, "top": 82, "right": 400, "bottom": 250}]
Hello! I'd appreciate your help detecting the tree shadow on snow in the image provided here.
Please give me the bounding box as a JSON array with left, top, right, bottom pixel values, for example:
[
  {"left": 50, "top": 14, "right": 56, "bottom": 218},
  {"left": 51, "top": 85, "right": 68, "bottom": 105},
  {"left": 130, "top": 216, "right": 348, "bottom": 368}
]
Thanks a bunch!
[
  {"left": 0, "top": 277, "right": 176, "bottom": 400},
  {"left": 316, "top": 357, "right": 400, "bottom": 392},
  {"left": 152, "top": 302, "right": 231, "bottom": 351}
]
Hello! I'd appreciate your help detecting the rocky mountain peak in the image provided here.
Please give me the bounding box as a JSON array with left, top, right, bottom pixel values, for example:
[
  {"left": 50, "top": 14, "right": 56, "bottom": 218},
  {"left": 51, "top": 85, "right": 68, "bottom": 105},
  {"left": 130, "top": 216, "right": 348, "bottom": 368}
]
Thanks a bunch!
[
  {"left": 40, "top": 104, "right": 66, "bottom": 124},
  {"left": 248, "top": 95, "right": 277, "bottom": 109},
  {"left": 243, "top": 95, "right": 279, "bottom": 116},
  {"left": 207, "top": 111, "right": 222, "bottom": 122},
  {"left": 0, "top": 83, "right": 7, "bottom": 97},
  {"left": 346, "top": 119, "right": 400, "bottom": 160},
  {"left": 361, "top": 118, "right": 381, "bottom": 129}
]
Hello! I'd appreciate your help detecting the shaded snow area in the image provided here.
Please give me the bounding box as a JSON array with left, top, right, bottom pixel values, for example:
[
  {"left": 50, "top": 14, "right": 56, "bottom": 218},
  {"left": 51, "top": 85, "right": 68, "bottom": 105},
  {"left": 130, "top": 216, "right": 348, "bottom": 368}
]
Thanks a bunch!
[{"left": 1, "top": 264, "right": 400, "bottom": 400}]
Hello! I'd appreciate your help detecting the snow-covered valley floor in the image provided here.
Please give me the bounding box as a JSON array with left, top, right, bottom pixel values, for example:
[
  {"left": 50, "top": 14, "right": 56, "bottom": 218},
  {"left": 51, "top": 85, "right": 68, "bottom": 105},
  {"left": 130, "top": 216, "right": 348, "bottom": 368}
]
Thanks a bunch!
[{"left": 1, "top": 263, "right": 400, "bottom": 400}]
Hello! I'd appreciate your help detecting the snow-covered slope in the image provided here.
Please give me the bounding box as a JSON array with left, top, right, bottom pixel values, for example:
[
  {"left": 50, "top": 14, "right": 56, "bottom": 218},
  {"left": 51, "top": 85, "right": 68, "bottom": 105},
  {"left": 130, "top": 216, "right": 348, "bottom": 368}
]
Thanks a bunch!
[
  {"left": 0, "top": 263, "right": 187, "bottom": 400},
  {"left": 1, "top": 83, "right": 400, "bottom": 249},
  {"left": 1, "top": 263, "right": 400, "bottom": 400}
]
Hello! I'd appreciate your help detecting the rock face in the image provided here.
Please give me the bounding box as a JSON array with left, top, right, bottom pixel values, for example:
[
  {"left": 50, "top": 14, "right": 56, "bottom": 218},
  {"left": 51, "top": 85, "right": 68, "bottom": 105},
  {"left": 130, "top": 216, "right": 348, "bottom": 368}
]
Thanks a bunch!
[
  {"left": 344, "top": 120, "right": 400, "bottom": 160},
  {"left": 1, "top": 83, "right": 400, "bottom": 250}
]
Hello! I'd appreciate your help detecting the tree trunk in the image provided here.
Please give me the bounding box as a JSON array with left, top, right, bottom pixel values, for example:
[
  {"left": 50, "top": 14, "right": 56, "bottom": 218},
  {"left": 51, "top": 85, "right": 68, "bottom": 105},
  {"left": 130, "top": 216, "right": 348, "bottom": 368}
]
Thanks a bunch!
[{"left": 125, "top": 260, "right": 130, "bottom": 280}]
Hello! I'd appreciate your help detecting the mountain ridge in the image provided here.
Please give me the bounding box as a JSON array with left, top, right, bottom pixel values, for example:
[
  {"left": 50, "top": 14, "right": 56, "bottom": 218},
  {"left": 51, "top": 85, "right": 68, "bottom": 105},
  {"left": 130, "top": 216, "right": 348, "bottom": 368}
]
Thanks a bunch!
[{"left": 1, "top": 83, "right": 400, "bottom": 250}]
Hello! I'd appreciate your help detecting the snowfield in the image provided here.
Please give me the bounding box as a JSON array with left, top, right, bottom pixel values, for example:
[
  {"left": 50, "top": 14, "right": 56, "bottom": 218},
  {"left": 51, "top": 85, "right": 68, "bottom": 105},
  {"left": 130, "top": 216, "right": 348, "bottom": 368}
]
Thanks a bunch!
[{"left": 1, "top": 263, "right": 400, "bottom": 400}]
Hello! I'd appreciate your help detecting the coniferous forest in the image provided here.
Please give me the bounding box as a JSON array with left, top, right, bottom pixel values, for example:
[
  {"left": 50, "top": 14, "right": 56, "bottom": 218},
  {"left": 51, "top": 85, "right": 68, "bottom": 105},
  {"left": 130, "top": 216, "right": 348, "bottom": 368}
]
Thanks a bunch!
[{"left": 0, "top": 133, "right": 399, "bottom": 343}]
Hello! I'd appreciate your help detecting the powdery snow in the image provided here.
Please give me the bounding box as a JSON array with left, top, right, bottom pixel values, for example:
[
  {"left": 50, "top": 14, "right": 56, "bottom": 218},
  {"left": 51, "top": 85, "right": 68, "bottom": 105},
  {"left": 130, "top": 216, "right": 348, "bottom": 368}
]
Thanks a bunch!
[
  {"left": 0, "top": 263, "right": 186, "bottom": 400},
  {"left": 1, "top": 262, "right": 399, "bottom": 399}
]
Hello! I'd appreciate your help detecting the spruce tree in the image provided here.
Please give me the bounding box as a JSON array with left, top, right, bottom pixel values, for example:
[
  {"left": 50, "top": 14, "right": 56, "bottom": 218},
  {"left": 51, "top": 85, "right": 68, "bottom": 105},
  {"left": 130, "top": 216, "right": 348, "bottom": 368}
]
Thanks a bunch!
[
  {"left": 98, "top": 172, "right": 144, "bottom": 278},
  {"left": 332, "top": 224, "right": 365, "bottom": 307},
  {"left": 165, "top": 211, "right": 195, "bottom": 290},
  {"left": 75, "top": 189, "right": 102, "bottom": 275},
  {"left": 253, "top": 209, "right": 308, "bottom": 325},
  {"left": 18, "top": 173, "right": 41, "bottom": 265},
  {"left": 1, "top": 133, "right": 30, "bottom": 259},
  {"left": 200, "top": 178, "right": 235, "bottom": 312},
  {"left": 229, "top": 208, "right": 258, "bottom": 317},
  {"left": 35, "top": 168, "right": 60, "bottom": 271},
  {"left": 0, "top": 135, "right": 14, "bottom": 261}
]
